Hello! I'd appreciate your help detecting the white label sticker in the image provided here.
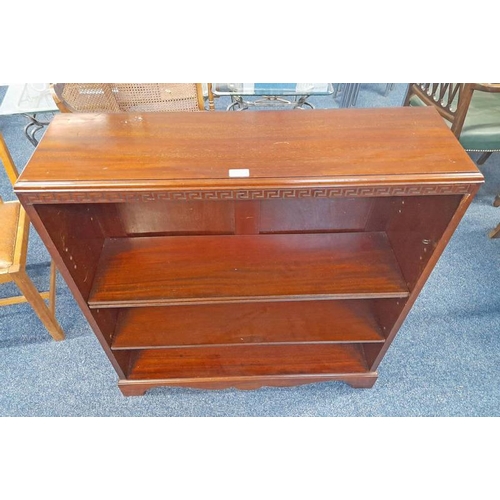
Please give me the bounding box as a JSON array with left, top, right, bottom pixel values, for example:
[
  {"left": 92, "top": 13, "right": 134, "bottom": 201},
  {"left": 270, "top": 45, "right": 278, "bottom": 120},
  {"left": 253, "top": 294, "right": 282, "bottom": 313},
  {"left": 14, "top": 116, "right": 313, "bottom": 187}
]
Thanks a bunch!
[{"left": 229, "top": 169, "right": 250, "bottom": 178}]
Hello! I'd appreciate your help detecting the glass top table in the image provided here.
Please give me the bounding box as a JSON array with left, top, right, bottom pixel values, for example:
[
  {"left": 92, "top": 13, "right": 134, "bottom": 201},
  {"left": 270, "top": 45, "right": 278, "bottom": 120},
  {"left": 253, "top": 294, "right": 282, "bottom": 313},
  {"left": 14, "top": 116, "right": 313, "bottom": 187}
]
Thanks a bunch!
[
  {"left": 212, "top": 83, "right": 334, "bottom": 110},
  {"left": 0, "top": 84, "right": 59, "bottom": 146}
]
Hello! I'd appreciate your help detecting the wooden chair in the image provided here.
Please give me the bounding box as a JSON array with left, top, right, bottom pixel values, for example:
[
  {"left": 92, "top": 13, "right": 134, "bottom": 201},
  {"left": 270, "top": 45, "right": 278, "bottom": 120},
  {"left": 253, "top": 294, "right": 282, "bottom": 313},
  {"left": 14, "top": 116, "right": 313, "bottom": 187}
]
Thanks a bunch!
[
  {"left": 404, "top": 83, "right": 500, "bottom": 165},
  {"left": 404, "top": 83, "right": 500, "bottom": 237},
  {"left": 0, "top": 133, "right": 65, "bottom": 341},
  {"left": 51, "top": 83, "right": 206, "bottom": 113}
]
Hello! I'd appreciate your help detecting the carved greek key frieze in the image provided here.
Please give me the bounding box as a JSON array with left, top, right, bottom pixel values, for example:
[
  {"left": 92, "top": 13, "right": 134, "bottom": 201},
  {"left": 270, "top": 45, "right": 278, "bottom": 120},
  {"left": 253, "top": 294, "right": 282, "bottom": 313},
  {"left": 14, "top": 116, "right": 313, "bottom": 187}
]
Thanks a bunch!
[{"left": 21, "top": 184, "right": 471, "bottom": 204}]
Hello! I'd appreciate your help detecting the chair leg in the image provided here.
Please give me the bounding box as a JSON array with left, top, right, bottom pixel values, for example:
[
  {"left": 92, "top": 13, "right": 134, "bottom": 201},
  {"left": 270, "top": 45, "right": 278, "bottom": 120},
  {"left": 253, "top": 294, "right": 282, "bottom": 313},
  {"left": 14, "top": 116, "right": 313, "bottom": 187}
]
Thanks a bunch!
[
  {"left": 11, "top": 268, "right": 65, "bottom": 341},
  {"left": 493, "top": 195, "right": 500, "bottom": 207},
  {"left": 49, "top": 260, "right": 57, "bottom": 314},
  {"left": 384, "top": 83, "right": 395, "bottom": 96},
  {"left": 477, "top": 152, "right": 493, "bottom": 165},
  {"left": 206, "top": 83, "right": 216, "bottom": 111},
  {"left": 489, "top": 223, "right": 500, "bottom": 239}
]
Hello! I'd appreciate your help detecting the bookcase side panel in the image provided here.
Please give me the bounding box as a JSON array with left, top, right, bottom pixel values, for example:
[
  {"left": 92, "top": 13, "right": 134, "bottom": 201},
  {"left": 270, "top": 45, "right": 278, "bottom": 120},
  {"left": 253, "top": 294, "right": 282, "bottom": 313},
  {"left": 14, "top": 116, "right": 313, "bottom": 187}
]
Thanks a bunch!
[
  {"left": 368, "top": 188, "right": 480, "bottom": 370},
  {"left": 366, "top": 195, "right": 463, "bottom": 291},
  {"left": 30, "top": 202, "right": 130, "bottom": 378}
]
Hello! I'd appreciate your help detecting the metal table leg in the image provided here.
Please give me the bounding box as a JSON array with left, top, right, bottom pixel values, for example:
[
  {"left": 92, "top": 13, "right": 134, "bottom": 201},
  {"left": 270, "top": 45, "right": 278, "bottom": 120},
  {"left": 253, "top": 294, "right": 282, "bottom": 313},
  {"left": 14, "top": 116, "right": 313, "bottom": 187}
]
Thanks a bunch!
[
  {"left": 293, "top": 95, "right": 315, "bottom": 109},
  {"left": 226, "top": 94, "right": 315, "bottom": 110},
  {"left": 351, "top": 84, "right": 361, "bottom": 106},
  {"left": 340, "top": 84, "right": 361, "bottom": 108},
  {"left": 22, "top": 113, "right": 53, "bottom": 146}
]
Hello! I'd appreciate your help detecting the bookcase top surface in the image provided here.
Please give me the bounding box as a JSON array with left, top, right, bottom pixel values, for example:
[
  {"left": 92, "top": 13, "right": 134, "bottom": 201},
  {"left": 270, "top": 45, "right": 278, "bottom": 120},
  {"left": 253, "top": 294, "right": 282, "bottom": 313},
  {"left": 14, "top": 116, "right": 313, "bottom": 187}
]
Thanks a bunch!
[{"left": 16, "top": 107, "right": 483, "bottom": 192}]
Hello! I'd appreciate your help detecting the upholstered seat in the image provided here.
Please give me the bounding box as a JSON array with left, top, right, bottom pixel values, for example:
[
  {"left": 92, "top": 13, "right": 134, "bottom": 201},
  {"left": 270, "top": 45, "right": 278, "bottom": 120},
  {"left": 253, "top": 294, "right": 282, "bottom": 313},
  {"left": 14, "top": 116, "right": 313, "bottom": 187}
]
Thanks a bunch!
[
  {"left": 0, "top": 201, "right": 20, "bottom": 271},
  {"left": 409, "top": 90, "right": 500, "bottom": 151}
]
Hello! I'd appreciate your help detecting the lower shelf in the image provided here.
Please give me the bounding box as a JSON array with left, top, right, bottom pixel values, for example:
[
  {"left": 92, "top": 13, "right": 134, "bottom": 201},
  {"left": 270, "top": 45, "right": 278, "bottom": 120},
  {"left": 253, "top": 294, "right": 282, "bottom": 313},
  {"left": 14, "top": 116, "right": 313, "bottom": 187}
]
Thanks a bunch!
[
  {"left": 112, "top": 300, "right": 385, "bottom": 349},
  {"left": 126, "top": 344, "right": 371, "bottom": 381}
]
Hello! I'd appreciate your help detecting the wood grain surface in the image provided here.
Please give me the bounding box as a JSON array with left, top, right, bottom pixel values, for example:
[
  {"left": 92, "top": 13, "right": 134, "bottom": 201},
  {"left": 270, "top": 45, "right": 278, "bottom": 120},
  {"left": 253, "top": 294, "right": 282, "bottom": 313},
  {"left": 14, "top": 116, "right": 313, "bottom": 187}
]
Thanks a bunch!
[
  {"left": 127, "top": 344, "right": 369, "bottom": 380},
  {"left": 15, "top": 108, "right": 482, "bottom": 194},
  {"left": 88, "top": 232, "right": 409, "bottom": 307},
  {"left": 112, "top": 300, "right": 385, "bottom": 349}
]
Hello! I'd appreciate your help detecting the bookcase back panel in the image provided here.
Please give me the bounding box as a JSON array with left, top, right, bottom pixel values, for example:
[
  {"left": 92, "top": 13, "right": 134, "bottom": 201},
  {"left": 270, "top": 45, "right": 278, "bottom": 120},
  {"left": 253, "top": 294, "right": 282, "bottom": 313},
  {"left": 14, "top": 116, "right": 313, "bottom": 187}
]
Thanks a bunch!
[
  {"left": 259, "top": 197, "right": 373, "bottom": 233},
  {"left": 116, "top": 200, "right": 236, "bottom": 236}
]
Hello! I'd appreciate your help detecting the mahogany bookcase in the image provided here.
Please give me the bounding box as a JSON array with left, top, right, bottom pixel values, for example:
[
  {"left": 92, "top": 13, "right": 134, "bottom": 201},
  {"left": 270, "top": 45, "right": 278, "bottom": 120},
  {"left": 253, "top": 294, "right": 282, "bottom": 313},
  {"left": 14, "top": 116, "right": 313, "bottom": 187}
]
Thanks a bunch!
[{"left": 15, "top": 108, "right": 483, "bottom": 396}]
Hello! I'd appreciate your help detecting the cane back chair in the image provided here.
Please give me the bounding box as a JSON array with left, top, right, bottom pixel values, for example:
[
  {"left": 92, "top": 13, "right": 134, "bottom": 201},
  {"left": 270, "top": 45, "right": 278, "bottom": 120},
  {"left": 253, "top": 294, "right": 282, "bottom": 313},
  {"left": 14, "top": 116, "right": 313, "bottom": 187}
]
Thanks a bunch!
[
  {"left": 0, "top": 133, "right": 65, "bottom": 340},
  {"left": 51, "top": 83, "right": 206, "bottom": 113}
]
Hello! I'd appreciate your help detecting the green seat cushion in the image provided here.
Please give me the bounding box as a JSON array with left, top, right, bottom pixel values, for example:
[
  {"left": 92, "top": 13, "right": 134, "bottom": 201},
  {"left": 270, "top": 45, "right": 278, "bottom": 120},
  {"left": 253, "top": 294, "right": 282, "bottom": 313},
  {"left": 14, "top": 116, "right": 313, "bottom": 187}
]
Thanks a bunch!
[{"left": 409, "top": 91, "right": 500, "bottom": 151}]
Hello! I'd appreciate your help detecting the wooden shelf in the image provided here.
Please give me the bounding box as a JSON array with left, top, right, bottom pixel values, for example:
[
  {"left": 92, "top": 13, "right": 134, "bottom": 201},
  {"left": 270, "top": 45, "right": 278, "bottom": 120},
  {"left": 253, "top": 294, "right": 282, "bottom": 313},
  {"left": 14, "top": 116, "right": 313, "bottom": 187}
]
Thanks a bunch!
[
  {"left": 112, "top": 300, "right": 386, "bottom": 349},
  {"left": 127, "top": 344, "right": 370, "bottom": 381},
  {"left": 89, "top": 232, "right": 409, "bottom": 308}
]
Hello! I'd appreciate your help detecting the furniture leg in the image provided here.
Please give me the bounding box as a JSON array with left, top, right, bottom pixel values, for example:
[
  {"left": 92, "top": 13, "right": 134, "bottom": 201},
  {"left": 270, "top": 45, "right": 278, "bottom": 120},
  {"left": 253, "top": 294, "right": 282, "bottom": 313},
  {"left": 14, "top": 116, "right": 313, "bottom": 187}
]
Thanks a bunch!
[
  {"left": 345, "top": 374, "right": 378, "bottom": 388},
  {"left": 489, "top": 223, "right": 500, "bottom": 238},
  {"left": 207, "top": 84, "right": 215, "bottom": 110},
  {"left": 12, "top": 268, "right": 65, "bottom": 341},
  {"left": 122, "top": 388, "right": 147, "bottom": 396},
  {"left": 119, "top": 383, "right": 149, "bottom": 397},
  {"left": 340, "top": 84, "right": 360, "bottom": 108},
  {"left": 293, "top": 94, "right": 314, "bottom": 109},
  {"left": 384, "top": 83, "right": 395, "bottom": 96},
  {"left": 49, "top": 260, "right": 57, "bottom": 314},
  {"left": 493, "top": 195, "right": 500, "bottom": 207},
  {"left": 22, "top": 113, "right": 52, "bottom": 147},
  {"left": 352, "top": 83, "right": 361, "bottom": 105},
  {"left": 477, "top": 152, "right": 493, "bottom": 165},
  {"left": 340, "top": 84, "right": 352, "bottom": 107},
  {"left": 227, "top": 96, "right": 248, "bottom": 111}
]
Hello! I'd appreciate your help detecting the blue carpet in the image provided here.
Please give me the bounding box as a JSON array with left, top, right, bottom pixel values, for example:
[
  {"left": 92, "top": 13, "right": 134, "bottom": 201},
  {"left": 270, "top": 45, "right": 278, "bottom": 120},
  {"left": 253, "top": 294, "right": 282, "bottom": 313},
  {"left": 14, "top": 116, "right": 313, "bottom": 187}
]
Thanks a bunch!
[{"left": 1, "top": 84, "right": 499, "bottom": 416}]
